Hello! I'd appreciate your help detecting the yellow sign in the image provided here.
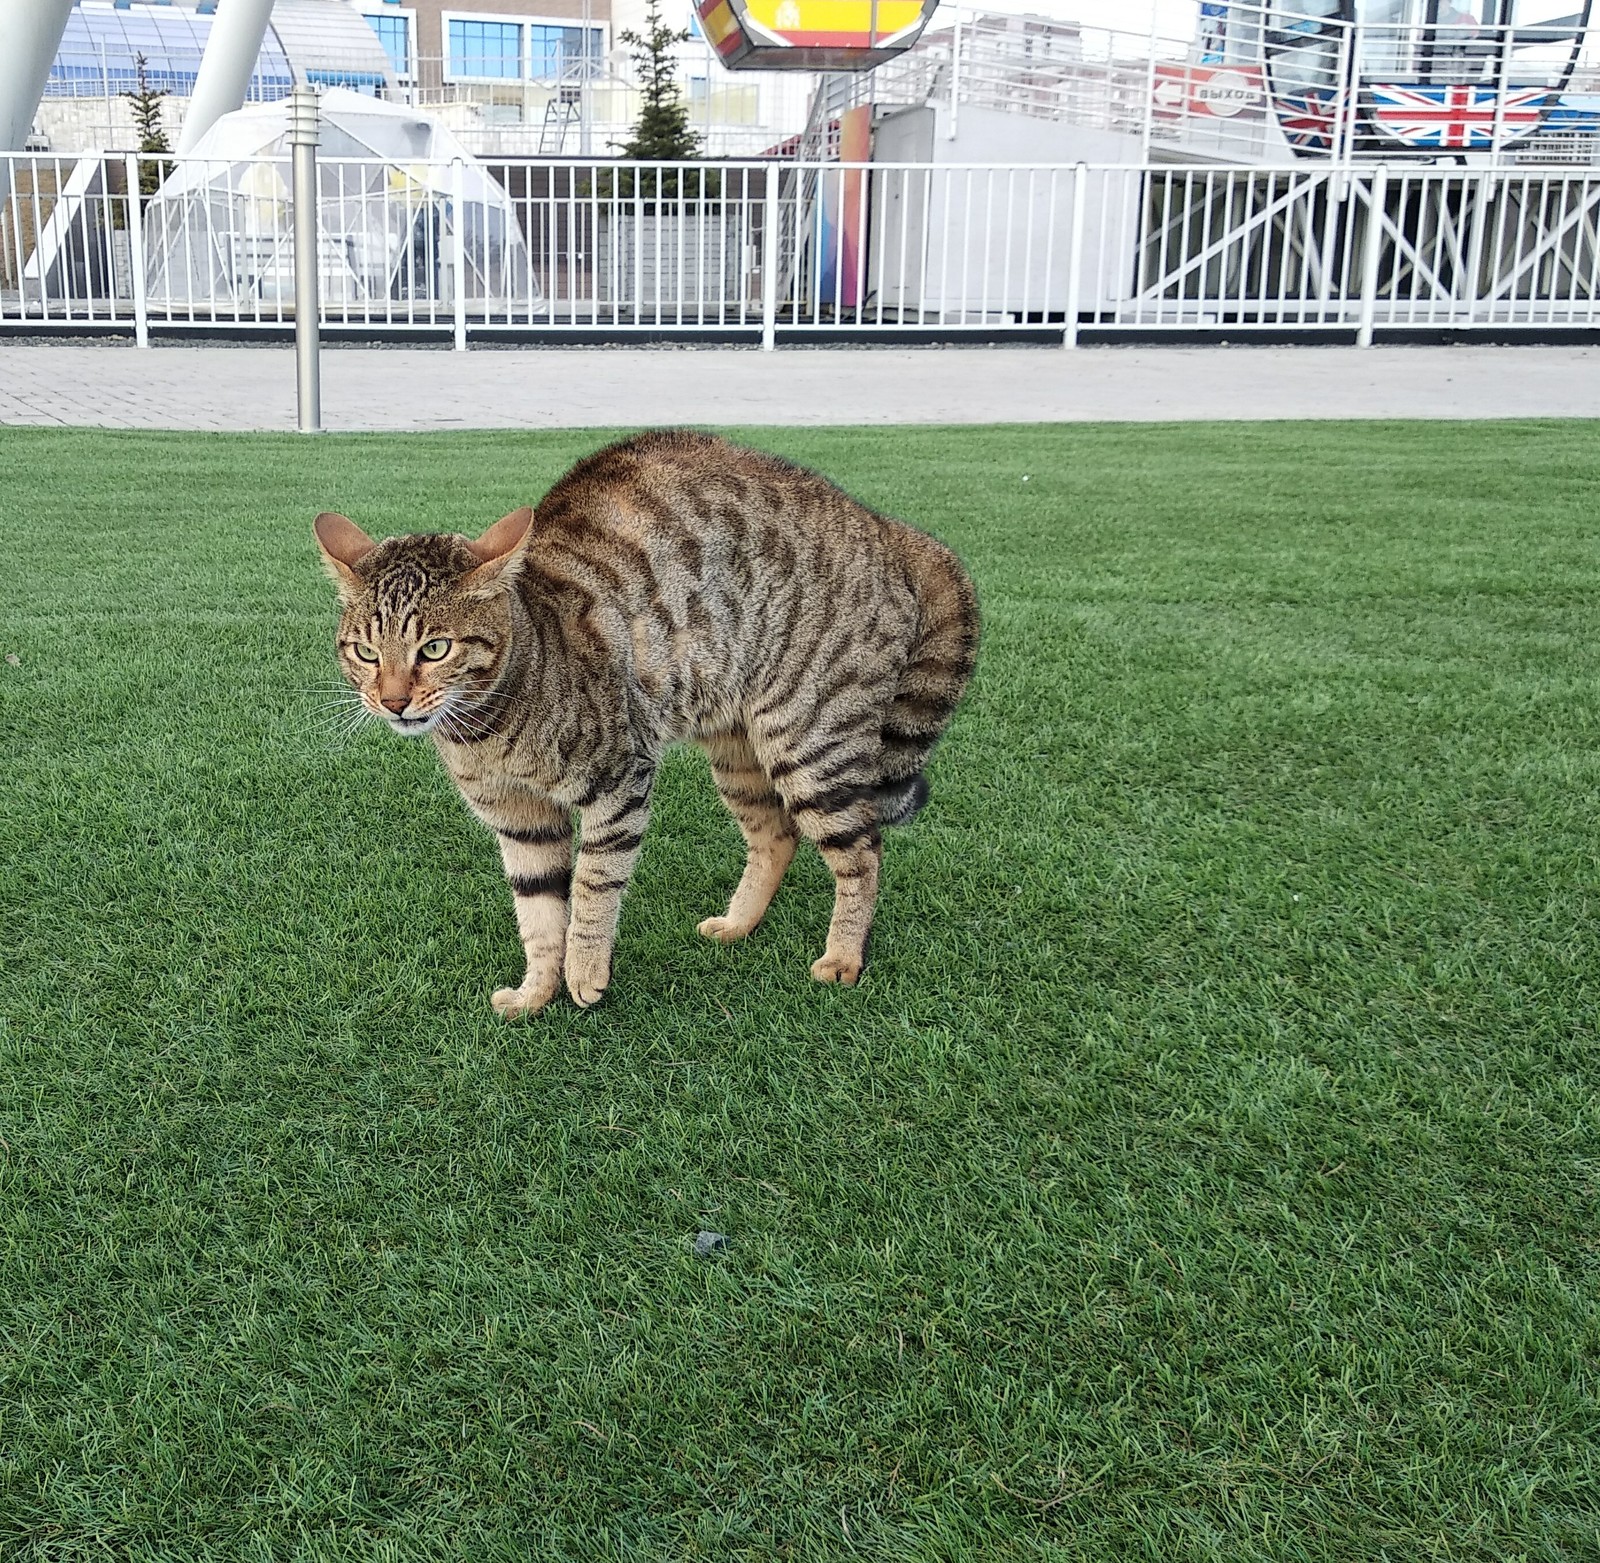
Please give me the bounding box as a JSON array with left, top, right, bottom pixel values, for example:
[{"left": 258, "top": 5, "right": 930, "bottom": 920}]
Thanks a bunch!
[{"left": 698, "top": 0, "right": 938, "bottom": 71}]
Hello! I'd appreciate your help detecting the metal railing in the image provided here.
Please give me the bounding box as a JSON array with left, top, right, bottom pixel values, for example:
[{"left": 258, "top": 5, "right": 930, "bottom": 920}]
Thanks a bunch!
[
  {"left": 33, "top": 48, "right": 805, "bottom": 161},
  {"left": 6, "top": 151, "right": 1600, "bottom": 343},
  {"left": 32, "top": 7, "right": 1600, "bottom": 170},
  {"left": 845, "top": 2, "right": 1600, "bottom": 168}
]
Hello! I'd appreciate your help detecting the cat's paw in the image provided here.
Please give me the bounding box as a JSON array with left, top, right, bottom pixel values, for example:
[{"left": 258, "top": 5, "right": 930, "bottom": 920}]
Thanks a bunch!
[
  {"left": 491, "top": 979, "right": 559, "bottom": 1019},
  {"left": 810, "top": 950, "right": 864, "bottom": 986},
  {"left": 697, "top": 914, "right": 753, "bottom": 943},
  {"left": 566, "top": 949, "right": 612, "bottom": 1008}
]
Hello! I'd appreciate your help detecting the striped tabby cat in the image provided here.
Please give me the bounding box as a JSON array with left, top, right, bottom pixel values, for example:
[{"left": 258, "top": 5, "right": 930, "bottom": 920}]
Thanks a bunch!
[{"left": 314, "top": 430, "right": 977, "bottom": 1017}]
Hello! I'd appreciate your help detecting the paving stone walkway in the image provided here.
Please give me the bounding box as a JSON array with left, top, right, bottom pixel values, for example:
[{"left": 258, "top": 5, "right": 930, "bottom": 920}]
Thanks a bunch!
[{"left": 1, "top": 341, "right": 1598, "bottom": 431}]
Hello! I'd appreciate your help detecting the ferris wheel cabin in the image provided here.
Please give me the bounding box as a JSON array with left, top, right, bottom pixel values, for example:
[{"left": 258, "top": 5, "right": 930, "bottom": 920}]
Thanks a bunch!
[{"left": 1197, "top": 1, "right": 1595, "bottom": 156}]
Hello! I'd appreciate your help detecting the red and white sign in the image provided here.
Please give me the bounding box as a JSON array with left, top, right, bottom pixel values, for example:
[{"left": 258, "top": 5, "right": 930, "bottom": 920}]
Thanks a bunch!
[{"left": 1154, "top": 64, "right": 1264, "bottom": 120}]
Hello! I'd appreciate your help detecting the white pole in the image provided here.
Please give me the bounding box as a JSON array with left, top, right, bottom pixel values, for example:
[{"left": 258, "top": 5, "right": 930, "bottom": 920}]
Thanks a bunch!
[
  {"left": 0, "top": 0, "right": 76, "bottom": 206},
  {"left": 1357, "top": 164, "right": 1388, "bottom": 347},
  {"left": 452, "top": 155, "right": 468, "bottom": 350},
  {"left": 288, "top": 85, "right": 321, "bottom": 432},
  {"left": 761, "top": 160, "right": 778, "bottom": 349},
  {"left": 1140, "top": 7, "right": 1160, "bottom": 164},
  {"left": 1491, "top": 16, "right": 1511, "bottom": 162},
  {"left": 178, "top": 0, "right": 277, "bottom": 153},
  {"left": 947, "top": 7, "right": 962, "bottom": 142},
  {"left": 580, "top": 0, "right": 593, "bottom": 156},
  {"left": 125, "top": 151, "right": 149, "bottom": 348},
  {"left": 1341, "top": 23, "right": 1361, "bottom": 173},
  {"left": 1063, "top": 162, "right": 1086, "bottom": 348}
]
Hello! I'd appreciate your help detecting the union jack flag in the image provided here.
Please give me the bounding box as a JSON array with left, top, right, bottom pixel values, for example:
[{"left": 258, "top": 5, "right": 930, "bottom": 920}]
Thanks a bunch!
[
  {"left": 1274, "top": 87, "right": 1343, "bottom": 151},
  {"left": 1369, "top": 83, "right": 1549, "bottom": 150}
]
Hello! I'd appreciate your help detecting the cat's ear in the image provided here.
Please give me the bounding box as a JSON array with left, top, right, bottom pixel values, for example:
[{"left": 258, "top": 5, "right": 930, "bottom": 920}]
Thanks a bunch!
[
  {"left": 313, "top": 512, "right": 376, "bottom": 594},
  {"left": 461, "top": 507, "right": 534, "bottom": 590}
]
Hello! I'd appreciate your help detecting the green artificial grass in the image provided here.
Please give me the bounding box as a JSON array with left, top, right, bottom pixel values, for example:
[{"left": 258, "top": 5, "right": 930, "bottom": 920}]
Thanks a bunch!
[{"left": 1, "top": 419, "right": 1598, "bottom": 1560}]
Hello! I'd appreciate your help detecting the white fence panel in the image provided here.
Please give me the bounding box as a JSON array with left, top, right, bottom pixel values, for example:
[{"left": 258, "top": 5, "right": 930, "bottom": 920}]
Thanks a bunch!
[{"left": 7, "top": 152, "right": 1600, "bottom": 342}]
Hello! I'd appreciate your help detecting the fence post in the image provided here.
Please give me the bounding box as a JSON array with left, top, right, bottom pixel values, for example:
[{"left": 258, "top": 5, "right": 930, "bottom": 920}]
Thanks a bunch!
[
  {"left": 1462, "top": 166, "right": 1491, "bottom": 327},
  {"left": 288, "top": 85, "right": 321, "bottom": 433},
  {"left": 1063, "top": 162, "right": 1086, "bottom": 349},
  {"left": 101, "top": 40, "right": 112, "bottom": 149},
  {"left": 452, "top": 156, "right": 468, "bottom": 351},
  {"left": 761, "top": 161, "right": 779, "bottom": 351},
  {"left": 123, "top": 152, "right": 148, "bottom": 349},
  {"left": 1357, "top": 164, "right": 1388, "bottom": 348},
  {"left": 1139, "top": 10, "right": 1159, "bottom": 163},
  {"left": 1340, "top": 23, "right": 1361, "bottom": 171},
  {"left": 948, "top": 7, "right": 962, "bottom": 142},
  {"left": 1491, "top": 16, "right": 1511, "bottom": 161}
]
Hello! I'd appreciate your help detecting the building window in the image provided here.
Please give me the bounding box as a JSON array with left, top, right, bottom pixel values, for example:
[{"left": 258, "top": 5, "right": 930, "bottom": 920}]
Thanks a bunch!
[
  {"left": 364, "top": 12, "right": 411, "bottom": 77},
  {"left": 528, "top": 24, "right": 602, "bottom": 79},
  {"left": 448, "top": 18, "right": 523, "bottom": 78}
]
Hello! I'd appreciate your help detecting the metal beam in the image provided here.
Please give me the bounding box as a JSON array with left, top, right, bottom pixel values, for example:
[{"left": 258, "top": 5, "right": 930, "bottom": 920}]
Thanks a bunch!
[
  {"left": 0, "top": 0, "right": 75, "bottom": 204},
  {"left": 177, "top": 0, "right": 278, "bottom": 153}
]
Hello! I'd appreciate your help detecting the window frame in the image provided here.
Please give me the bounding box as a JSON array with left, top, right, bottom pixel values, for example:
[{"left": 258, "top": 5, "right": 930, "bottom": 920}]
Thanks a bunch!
[
  {"left": 443, "top": 12, "right": 527, "bottom": 81},
  {"left": 362, "top": 6, "right": 416, "bottom": 81},
  {"left": 526, "top": 20, "right": 606, "bottom": 80},
  {"left": 442, "top": 9, "right": 607, "bottom": 82}
]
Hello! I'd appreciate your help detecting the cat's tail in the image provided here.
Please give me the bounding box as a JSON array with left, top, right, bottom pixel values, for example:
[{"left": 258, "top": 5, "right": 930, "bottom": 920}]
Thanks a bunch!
[{"left": 876, "top": 537, "right": 979, "bottom": 827}]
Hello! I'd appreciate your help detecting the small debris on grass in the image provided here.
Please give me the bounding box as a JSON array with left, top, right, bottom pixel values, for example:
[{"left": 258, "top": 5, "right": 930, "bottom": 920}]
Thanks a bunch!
[
  {"left": 4, "top": 653, "right": 18, "bottom": 666},
  {"left": 692, "top": 1230, "right": 728, "bottom": 1259}
]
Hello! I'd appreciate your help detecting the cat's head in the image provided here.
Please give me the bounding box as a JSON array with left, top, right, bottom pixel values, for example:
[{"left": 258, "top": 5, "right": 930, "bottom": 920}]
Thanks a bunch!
[{"left": 313, "top": 507, "right": 533, "bottom": 738}]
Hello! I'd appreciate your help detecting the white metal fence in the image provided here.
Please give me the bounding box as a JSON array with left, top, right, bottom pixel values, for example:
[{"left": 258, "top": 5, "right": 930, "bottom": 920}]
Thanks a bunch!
[
  {"left": 848, "top": 3, "right": 1600, "bottom": 170},
  {"left": 6, "top": 151, "right": 1600, "bottom": 343}
]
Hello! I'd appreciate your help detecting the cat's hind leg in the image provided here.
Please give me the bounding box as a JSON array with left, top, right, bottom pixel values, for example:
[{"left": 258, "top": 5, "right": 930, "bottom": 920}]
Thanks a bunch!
[
  {"left": 807, "top": 830, "right": 880, "bottom": 987},
  {"left": 698, "top": 730, "right": 799, "bottom": 942},
  {"left": 752, "top": 719, "right": 887, "bottom": 987}
]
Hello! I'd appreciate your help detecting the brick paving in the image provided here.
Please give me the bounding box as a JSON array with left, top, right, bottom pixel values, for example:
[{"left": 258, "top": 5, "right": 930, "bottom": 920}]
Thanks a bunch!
[{"left": 2, "top": 340, "right": 1598, "bottom": 431}]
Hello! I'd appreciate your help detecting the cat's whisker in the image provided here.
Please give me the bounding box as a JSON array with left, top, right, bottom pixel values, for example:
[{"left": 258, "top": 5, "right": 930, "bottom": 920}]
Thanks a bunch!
[
  {"left": 297, "top": 691, "right": 365, "bottom": 711},
  {"left": 445, "top": 699, "right": 496, "bottom": 729},
  {"left": 294, "top": 690, "right": 365, "bottom": 710},
  {"left": 301, "top": 693, "right": 367, "bottom": 718},
  {"left": 435, "top": 694, "right": 496, "bottom": 739},
  {"left": 306, "top": 700, "right": 379, "bottom": 742},
  {"left": 301, "top": 707, "right": 361, "bottom": 730},
  {"left": 439, "top": 699, "right": 496, "bottom": 740},
  {"left": 329, "top": 722, "right": 376, "bottom": 747}
]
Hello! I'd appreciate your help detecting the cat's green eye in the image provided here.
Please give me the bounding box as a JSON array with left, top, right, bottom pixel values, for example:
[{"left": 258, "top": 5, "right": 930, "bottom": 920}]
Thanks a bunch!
[
  {"left": 352, "top": 643, "right": 379, "bottom": 664},
  {"left": 418, "top": 637, "right": 453, "bottom": 662}
]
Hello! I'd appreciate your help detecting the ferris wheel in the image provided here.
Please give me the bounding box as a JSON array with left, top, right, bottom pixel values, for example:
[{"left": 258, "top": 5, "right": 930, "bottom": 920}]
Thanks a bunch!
[
  {"left": 1247, "top": 0, "right": 1596, "bottom": 154},
  {"left": 695, "top": 0, "right": 941, "bottom": 71}
]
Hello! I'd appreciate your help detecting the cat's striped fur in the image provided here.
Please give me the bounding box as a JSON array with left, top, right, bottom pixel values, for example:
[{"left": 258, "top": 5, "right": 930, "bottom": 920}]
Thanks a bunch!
[{"left": 315, "top": 430, "right": 977, "bottom": 1016}]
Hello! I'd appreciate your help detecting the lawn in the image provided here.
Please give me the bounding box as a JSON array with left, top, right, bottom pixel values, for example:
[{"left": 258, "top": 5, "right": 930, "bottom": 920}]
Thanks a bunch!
[{"left": 1, "top": 419, "right": 1598, "bottom": 1561}]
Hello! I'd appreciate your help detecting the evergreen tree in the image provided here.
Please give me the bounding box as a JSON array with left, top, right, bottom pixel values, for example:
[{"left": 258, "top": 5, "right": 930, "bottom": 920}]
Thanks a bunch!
[
  {"left": 124, "top": 53, "right": 171, "bottom": 198},
  {"left": 617, "top": 0, "right": 700, "bottom": 163}
]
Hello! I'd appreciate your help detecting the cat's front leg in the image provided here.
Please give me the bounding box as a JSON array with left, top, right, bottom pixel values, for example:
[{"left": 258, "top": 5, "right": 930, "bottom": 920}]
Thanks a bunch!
[
  {"left": 565, "top": 765, "right": 656, "bottom": 1008},
  {"left": 491, "top": 804, "right": 574, "bottom": 1018}
]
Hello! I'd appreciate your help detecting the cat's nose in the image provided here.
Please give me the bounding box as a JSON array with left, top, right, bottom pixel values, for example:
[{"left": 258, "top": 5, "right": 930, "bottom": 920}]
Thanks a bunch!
[{"left": 380, "top": 696, "right": 410, "bottom": 714}]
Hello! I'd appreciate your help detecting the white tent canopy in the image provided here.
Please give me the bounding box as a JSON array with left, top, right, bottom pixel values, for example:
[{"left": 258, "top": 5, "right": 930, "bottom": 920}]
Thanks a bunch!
[{"left": 144, "top": 88, "right": 535, "bottom": 312}]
